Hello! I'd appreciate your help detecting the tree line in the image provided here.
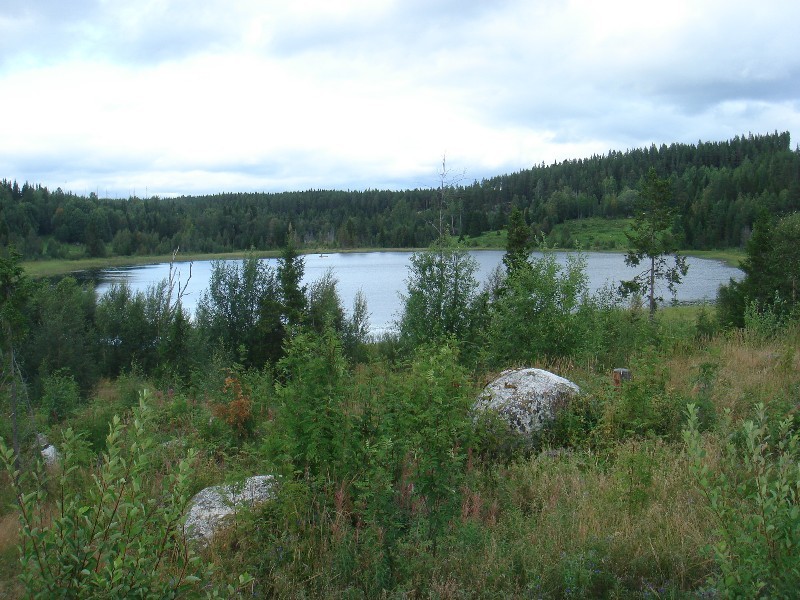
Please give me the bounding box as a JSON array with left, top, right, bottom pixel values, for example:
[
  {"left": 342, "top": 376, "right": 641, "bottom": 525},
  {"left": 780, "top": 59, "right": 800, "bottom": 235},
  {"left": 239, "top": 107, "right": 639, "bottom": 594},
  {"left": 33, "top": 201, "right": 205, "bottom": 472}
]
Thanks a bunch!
[{"left": 2, "top": 132, "right": 798, "bottom": 259}]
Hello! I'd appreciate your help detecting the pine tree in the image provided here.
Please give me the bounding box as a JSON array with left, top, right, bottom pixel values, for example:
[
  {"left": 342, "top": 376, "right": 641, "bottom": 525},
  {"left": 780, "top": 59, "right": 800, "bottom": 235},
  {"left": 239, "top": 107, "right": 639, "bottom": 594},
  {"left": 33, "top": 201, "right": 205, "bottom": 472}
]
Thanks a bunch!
[
  {"left": 278, "top": 226, "right": 307, "bottom": 328},
  {"left": 620, "top": 168, "right": 688, "bottom": 318},
  {"left": 503, "top": 205, "right": 531, "bottom": 274}
]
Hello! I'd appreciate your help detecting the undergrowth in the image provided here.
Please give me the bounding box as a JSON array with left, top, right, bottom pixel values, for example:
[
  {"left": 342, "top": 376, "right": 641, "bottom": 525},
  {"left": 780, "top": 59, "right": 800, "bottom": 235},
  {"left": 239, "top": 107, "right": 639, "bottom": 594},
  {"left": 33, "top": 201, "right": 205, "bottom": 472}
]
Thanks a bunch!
[{"left": 1, "top": 318, "right": 798, "bottom": 597}]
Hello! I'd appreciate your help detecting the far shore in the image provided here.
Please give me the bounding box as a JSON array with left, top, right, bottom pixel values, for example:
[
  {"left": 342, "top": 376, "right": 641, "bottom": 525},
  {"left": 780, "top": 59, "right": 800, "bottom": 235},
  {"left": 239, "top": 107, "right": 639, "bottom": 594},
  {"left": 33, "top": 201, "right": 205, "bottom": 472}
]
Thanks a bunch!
[{"left": 22, "top": 246, "right": 744, "bottom": 279}]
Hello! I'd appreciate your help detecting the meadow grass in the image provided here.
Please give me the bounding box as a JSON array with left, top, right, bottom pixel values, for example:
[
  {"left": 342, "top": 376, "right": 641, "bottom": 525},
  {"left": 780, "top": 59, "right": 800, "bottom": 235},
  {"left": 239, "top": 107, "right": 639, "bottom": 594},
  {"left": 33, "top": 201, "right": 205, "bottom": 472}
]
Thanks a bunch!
[{"left": 2, "top": 309, "right": 797, "bottom": 596}]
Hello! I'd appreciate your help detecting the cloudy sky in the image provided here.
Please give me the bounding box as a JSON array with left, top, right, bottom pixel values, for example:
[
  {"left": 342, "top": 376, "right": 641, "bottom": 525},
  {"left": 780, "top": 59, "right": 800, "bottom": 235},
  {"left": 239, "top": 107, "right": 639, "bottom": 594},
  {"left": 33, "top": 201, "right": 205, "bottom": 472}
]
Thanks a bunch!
[{"left": 2, "top": 0, "right": 799, "bottom": 197}]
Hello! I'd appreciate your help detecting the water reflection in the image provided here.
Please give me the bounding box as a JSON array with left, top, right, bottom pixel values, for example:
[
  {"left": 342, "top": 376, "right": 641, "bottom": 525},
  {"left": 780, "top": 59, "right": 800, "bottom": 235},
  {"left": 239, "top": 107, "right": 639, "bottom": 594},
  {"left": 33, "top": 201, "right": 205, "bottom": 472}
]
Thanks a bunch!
[{"left": 75, "top": 251, "right": 742, "bottom": 335}]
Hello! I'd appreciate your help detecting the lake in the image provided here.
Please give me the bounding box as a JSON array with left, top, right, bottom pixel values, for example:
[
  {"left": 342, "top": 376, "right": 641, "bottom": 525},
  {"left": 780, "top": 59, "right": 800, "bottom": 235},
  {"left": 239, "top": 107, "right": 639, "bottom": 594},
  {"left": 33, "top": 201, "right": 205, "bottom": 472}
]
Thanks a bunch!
[{"left": 90, "top": 251, "right": 742, "bottom": 335}]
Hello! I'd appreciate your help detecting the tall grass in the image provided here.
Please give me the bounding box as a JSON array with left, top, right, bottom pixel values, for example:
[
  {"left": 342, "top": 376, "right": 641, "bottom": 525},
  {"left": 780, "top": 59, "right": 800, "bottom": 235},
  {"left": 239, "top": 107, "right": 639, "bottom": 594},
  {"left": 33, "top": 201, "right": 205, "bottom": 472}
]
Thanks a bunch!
[{"left": 2, "top": 315, "right": 798, "bottom": 597}]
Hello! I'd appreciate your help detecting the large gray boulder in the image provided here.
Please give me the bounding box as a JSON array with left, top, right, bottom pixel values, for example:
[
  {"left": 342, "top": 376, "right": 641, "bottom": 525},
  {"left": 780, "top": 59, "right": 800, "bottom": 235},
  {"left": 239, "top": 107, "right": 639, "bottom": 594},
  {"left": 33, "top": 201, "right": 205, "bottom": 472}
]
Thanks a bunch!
[
  {"left": 184, "top": 475, "right": 276, "bottom": 542},
  {"left": 474, "top": 368, "right": 580, "bottom": 435}
]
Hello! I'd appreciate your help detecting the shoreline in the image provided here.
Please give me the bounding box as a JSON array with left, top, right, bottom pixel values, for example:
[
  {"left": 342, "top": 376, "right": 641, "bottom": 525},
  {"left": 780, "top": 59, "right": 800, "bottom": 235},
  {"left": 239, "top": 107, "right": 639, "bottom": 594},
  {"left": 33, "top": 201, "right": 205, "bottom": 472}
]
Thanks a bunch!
[{"left": 23, "top": 246, "right": 744, "bottom": 279}]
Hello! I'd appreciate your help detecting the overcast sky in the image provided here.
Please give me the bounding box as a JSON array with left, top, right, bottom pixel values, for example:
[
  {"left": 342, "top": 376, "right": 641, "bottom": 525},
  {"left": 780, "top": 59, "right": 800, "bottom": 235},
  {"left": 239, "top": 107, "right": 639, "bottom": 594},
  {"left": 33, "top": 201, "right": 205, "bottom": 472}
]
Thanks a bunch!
[{"left": 2, "top": 0, "right": 799, "bottom": 198}]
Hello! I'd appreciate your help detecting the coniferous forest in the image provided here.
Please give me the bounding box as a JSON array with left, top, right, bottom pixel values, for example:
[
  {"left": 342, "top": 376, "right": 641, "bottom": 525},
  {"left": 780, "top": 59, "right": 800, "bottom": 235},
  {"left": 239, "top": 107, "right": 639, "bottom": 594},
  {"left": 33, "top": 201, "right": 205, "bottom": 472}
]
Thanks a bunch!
[
  {"left": 1, "top": 133, "right": 800, "bottom": 598},
  {"left": 2, "top": 132, "right": 798, "bottom": 259}
]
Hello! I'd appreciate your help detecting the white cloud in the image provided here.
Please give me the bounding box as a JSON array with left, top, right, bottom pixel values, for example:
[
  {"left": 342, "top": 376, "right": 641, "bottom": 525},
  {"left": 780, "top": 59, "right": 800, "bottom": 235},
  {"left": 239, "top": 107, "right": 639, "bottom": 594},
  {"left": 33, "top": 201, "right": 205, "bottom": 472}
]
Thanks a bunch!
[{"left": 2, "top": 0, "right": 799, "bottom": 196}]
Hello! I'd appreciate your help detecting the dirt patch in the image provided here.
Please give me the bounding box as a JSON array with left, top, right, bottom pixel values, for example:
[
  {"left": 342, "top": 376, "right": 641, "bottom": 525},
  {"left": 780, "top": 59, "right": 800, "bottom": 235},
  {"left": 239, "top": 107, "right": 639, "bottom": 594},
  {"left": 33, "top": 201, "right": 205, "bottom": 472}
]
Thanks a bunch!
[
  {"left": 0, "top": 513, "right": 18, "bottom": 555},
  {"left": 0, "top": 512, "right": 22, "bottom": 599}
]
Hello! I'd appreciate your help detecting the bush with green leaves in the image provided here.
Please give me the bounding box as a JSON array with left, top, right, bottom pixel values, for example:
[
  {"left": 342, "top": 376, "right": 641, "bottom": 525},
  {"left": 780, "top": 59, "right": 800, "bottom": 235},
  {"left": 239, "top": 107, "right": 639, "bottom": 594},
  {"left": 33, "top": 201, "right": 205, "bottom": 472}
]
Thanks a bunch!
[
  {"left": 487, "top": 250, "right": 592, "bottom": 365},
  {"left": 718, "top": 212, "right": 800, "bottom": 328},
  {"left": 39, "top": 368, "right": 81, "bottom": 423},
  {"left": 386, "top": 342, "right": 473, "bottom": 534},
  {"left": 21, "top": 276, "right": 99, "bottom": 399},
  {"left": 598, "top": 355, "right": 689, "bottom": 443},
  {"left": 274, "top": 327, "right": 352, "bottom": 480},
  {"left": 743, "top": 296, "right": 791, "bottom": 341},
  {"left": 196, "top": 254, "right": 284, "bottom": 368},
  {"left": 398, "top": 240, "right": 484, "bottom": 354},
  {"left": 240, "top": 338, "right": 475, "bottom": 595},
  {"left": 0, "top": 392, "right": 209, "bottom": 599},
  {"left": 684, "top": 403, "right": 800, "bottom": 597}
]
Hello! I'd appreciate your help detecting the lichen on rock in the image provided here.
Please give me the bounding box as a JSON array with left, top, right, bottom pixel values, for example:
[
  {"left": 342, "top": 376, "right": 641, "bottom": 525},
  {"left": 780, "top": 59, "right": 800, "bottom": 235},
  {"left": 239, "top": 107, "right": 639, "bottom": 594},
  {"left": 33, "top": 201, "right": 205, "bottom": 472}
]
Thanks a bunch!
[
  {"left": 474, "top": 368, "right": 580, "bottom": 436},
  {"left": 184, "top": 475, "right": 276, "bottom": 542}
]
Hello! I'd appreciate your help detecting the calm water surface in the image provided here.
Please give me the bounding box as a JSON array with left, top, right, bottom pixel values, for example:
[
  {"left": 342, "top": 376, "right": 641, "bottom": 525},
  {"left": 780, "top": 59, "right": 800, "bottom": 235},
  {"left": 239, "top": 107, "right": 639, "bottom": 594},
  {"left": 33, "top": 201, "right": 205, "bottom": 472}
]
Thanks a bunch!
[{"left": 90, "top": 251, "right": 742, "bottom": 335}]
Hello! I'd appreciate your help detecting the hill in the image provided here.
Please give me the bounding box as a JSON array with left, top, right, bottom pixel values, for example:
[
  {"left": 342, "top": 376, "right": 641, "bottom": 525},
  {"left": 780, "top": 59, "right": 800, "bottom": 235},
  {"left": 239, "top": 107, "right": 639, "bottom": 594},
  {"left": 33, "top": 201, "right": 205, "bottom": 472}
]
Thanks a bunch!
[{"left": 2, "top": 132, "right": 798, "bottom": 261}]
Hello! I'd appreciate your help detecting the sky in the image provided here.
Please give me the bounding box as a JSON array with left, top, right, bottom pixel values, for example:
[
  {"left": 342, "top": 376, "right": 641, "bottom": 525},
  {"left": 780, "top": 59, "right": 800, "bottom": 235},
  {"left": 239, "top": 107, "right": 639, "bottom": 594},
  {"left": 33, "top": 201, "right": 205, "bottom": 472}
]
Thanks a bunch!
[{"left": 2, "top": 0, "right": 799, "bottom": 198}]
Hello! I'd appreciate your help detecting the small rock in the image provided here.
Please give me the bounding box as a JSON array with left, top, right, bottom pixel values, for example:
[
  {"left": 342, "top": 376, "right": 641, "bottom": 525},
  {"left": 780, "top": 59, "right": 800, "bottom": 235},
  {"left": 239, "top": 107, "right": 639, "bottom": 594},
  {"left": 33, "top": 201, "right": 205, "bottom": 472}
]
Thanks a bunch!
[
  {"left": 474, "top": 368, "right": 580, "bottom": 436},
  {"left": 184, "top": 475, "right": 276, "bottom": 542},
  {"left": 41, "top": 444, "right": 61, "bottom": 467},
  {"left": 36, "top": 433, "right": 61, "bottom": 467}
]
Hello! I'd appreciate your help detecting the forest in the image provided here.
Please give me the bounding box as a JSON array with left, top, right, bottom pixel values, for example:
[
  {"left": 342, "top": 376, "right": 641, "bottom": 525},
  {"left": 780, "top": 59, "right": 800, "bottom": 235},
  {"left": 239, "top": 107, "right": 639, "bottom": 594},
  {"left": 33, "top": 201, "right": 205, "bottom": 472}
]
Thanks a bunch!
[
  {"left": 2, "top": 132, "right": 799, "bottom": 259},
  {"left": 1, "top": 135, "right": 800, "bottom": 598}
]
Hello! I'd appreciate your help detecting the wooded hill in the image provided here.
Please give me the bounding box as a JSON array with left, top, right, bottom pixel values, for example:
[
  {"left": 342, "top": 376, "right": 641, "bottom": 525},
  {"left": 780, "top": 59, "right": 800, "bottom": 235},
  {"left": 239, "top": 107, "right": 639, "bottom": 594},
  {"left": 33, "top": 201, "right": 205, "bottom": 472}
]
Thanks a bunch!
[{"left": 2, "top": 131, "right": 798, "bottom": 259}]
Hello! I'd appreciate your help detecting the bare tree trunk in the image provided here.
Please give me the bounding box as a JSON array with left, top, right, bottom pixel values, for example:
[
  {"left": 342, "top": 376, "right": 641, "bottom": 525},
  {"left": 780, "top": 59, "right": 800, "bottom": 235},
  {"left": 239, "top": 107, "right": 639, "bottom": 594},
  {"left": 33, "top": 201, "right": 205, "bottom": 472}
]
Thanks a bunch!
[
  {"left": 10, "top": 346, "right": 20, "bottom": 471},
  {"left": 648, "top": 256, "right": 656, "bottom": 319}
]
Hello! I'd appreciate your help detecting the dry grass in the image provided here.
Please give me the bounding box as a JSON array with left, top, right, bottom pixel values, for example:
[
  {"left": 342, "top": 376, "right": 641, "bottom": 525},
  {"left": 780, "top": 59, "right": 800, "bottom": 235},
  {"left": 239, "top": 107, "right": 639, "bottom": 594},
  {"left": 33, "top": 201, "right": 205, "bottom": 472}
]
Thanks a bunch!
[
  {"left": 666, "top": 328, "right": 800, "bottom": 424},
  {"left": 0, "top": 513, "right": 19, "bottom": 560},
  {"left": 428, "top": 438, "right": 714, "bottom": 596},
  {"left": 0, "top": 512, "right": 22, "bottom": 600},
  {"left": 510, "top": 443, "right": 709, "bottom": 586}
]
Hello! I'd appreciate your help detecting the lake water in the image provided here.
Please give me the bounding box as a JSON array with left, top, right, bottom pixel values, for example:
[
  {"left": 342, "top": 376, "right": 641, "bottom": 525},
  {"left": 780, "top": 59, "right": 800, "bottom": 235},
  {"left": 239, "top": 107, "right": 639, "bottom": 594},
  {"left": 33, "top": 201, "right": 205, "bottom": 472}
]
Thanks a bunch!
[{"left": 90, "top": 251, "right": 742, "bottom": 335}]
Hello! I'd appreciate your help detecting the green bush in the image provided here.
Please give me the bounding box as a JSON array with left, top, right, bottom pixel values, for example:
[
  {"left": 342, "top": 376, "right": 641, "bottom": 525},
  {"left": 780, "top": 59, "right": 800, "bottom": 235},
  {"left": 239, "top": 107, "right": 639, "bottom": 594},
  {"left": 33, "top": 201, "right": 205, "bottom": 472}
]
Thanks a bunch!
[
  {"left": 0, "top": 391, "right": 209, "bottom": 599},
  {"left": 274, "top": 327, "right": 352, "bottom": 480},
  {"left": 598, "top": 356, "right": 688, "bottom": 443},
  {"left": 398, "top": 240, "right": 484, "bottom": 354},
  {"left": 63, "top": 400, "right": 119, "bottom": 454},
  {"left": 684, "top": 403, "right": 800, "bottom": 598},
  {"left": 39, "top": 369, "right": 81, "bottom": 423},
  {"left": 487, "top": 250, "right": 592, "bottom": 365}
]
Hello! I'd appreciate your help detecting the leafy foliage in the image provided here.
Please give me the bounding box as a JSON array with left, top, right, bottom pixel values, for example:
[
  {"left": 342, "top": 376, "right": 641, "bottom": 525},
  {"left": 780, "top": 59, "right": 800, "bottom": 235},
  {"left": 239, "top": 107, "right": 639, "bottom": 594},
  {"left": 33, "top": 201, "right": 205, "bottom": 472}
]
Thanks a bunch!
[
  {"left": 0, "top": 392, "right": 207, "bottom": 599},
  {"left": 39, "top": 369, "right": 81, "bottom": 423},
  {"left": 305, "top": 268, "right": 345, "bottom": 334},
  {"left": 196, "top": 254, "right": 283, "bottom": 367},
  {"left": 21, "top": 277, "right": 98, "bottom": 397},
  {"left": 488, "top": 250, "right": 592, "bottom": 364},
  {"left": 684, "top": 403, "right": 800, "bottom": 597},
  {"left": 274, "top": 328, "right": 351, "bottom": 479},
  {"left": 503, "top": 205, "right": 531, "bottom": 274},
  {"left": 0, "top": 247, "right": 31, "bottom": 349},
  {"left": 398, "top": 240, "right": 483, "bottom": 352},
  {"left": 276, "top": 231, "right": 306, "bottom": 329},
  {"left": 718, "top": 212, "right": 800, "bottom": 328}
]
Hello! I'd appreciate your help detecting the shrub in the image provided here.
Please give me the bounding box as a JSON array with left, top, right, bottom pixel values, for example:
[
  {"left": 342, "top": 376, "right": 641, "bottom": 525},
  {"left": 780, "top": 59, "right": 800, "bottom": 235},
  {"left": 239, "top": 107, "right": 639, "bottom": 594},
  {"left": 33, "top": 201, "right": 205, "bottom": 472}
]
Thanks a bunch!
[
  {"left": 487, "top": 250, "right": 593, "bottom": 365},
  {"left": 398, "top": 240, "right": 483, "bottom": 353},
  {"left": 598, "top": 355, "right": 688, "bottom": 443},
  {"left": 0, "top": 391, "right": 210, "bottom": 599},
  {"left": 274, "top": 327, "right": 351, "bottom": 479},
  {"left": 211, "top": 371, "right": 254, "bottom": 439},
  {"left": 684, "top": 403, "right": 800, "bottom": 597},
  {"left": 39, "top": 369, "right": 81, "bottom": 423}
]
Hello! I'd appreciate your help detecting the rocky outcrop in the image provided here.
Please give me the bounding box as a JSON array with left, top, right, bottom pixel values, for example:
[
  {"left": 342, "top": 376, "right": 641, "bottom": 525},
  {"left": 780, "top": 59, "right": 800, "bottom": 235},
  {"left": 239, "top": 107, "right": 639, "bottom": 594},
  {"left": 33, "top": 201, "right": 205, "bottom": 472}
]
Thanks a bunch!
[
  {"left": 474, "top": 368, "right": 580, "bottom": 435},
  {"left": 184, "top": 475, "right": 276, "bottom": 542}
]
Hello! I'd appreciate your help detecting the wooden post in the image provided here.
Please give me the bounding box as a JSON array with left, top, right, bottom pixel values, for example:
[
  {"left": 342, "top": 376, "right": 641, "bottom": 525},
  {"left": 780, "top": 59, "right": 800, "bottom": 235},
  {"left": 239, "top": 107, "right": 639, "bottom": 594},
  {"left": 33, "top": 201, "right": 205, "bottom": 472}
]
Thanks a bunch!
[
  {"left": 10, "top": 347, "right": 20, "bottom": 471},
  {"left": 613, "top": 368, "right": 631, "bottom": 388}
]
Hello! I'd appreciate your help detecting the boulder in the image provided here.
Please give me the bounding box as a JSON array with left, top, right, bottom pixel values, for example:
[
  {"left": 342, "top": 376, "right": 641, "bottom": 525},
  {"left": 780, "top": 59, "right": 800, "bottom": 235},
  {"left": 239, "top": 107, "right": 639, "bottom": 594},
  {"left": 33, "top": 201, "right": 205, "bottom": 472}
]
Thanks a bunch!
[
  {"left": 36, "top": 433, "right": 61, "bottom": 468},
  {"left": 474, "top": 368, "right": 580, "bottom": 435},
  {"left": 184, "top": 475, "right": 276, "bottom": 542}
]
